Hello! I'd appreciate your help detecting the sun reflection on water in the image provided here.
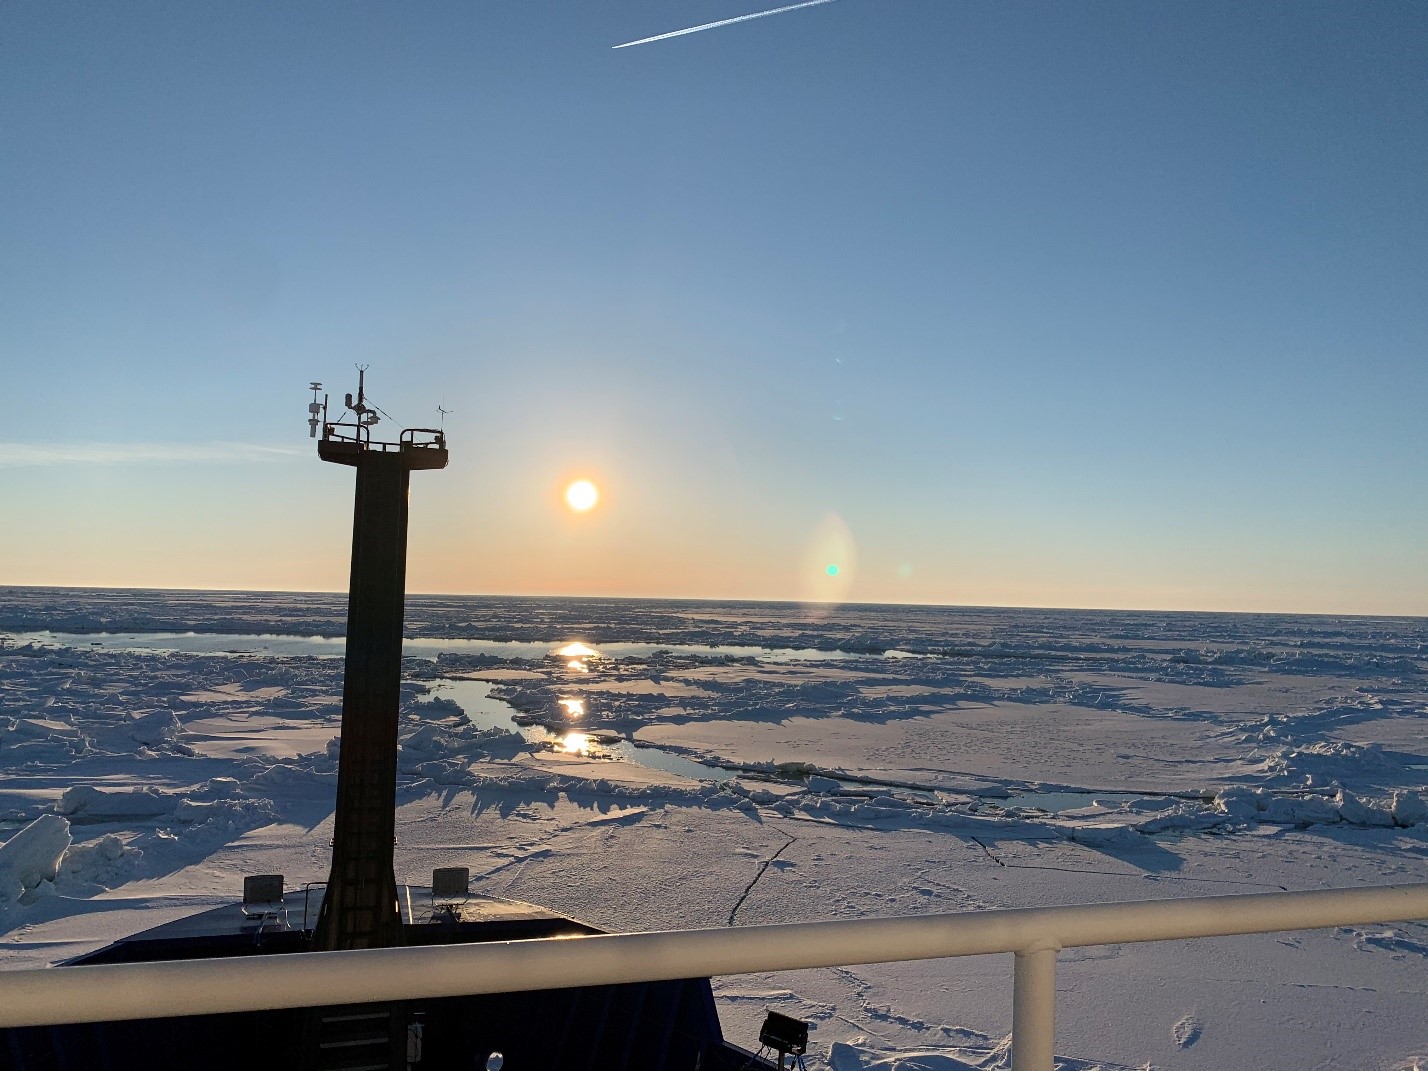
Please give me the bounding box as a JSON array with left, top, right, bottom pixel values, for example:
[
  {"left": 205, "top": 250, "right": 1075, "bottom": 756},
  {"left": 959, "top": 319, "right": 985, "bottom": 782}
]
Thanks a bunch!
[
  {"left": 559, "top": 731, "right": 592, "bottom": 754},
  {"left": 557, "top": 642, "right": 598, "bottom": 673},
  {"left": 558, "top": 698, "right": 585, "bottom": 719}
]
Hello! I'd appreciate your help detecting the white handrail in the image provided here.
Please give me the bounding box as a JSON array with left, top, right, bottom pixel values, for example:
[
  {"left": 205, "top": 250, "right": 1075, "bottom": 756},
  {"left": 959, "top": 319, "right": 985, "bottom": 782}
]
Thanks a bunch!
[{"left": 3, "top": 882, "right": 1426, "bottom": 1071}]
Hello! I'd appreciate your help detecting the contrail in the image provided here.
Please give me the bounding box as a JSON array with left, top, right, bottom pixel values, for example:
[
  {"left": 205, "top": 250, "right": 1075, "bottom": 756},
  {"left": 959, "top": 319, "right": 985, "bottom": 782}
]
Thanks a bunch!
[
  {"left": 613, "top": 0, "right": 842, "bottom": 49},
  {"left": 0, "top": 442, "right": 300, "bottom": 467}
]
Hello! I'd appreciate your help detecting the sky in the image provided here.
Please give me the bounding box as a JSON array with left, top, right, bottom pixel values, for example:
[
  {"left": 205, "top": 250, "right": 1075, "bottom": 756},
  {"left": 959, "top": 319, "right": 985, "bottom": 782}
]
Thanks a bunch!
[{"left": 2, "top": 1, "right": 1425, "bottom": 615}]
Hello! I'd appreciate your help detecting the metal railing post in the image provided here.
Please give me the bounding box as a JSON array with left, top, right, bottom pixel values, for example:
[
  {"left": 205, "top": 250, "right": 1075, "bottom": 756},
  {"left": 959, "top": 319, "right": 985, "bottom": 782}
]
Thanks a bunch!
[{"left": 1012, "top": 947, "right": 1056, "bottom": 1071}]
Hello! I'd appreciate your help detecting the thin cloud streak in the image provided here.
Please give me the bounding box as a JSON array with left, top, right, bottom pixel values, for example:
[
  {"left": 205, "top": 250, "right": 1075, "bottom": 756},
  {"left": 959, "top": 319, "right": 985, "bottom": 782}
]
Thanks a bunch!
[
  {"left": 613, "top": 0, "right": 842, "bottom": 49},
  {"left": 0, "top": 442, "right": 302, "bottom": 467}
]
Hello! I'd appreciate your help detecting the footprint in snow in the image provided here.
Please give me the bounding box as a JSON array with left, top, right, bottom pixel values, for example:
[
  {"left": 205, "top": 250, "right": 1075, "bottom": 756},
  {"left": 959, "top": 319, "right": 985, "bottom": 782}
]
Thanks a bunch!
[{"left": 1172, "top": 1014, "right": 1203, "bottom": 1048}]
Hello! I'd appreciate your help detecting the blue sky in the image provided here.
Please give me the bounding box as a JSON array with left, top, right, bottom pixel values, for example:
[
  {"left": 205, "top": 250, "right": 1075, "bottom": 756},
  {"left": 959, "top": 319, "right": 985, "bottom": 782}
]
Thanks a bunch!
[{"left": 2, "top": 1, "right": 1425, "bottom": 613}]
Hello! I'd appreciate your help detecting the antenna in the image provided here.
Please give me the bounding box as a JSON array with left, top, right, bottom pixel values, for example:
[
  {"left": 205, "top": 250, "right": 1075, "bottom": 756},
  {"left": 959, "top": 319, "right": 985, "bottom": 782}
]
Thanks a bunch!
[
  {"left": 315, "top": 367, "right": 443, "bottom": 457},
  {"left": 436, "top": 404, "right": 451, "bottom": 431},
  {"left": 338, "top": 366, "right": 381, "bottom": 438},
  {"left": 348, "top": 365, "right": 379, "bottom": 431},
  {"left": 307, "top": 382, "right": 324, "bottom": 438}
]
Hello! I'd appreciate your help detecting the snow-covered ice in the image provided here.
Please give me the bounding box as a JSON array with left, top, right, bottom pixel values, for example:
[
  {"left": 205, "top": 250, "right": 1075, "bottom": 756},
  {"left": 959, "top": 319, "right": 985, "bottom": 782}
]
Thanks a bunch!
[{"left": 1, "top": 588, "right": 1425, "bottom": 1069}]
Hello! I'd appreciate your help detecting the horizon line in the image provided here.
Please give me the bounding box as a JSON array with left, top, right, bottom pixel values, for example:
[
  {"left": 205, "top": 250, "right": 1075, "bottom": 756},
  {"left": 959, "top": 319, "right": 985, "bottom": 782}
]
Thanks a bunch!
[{"left": 0, "top": 581, "right": 1421, "bottom": 622}]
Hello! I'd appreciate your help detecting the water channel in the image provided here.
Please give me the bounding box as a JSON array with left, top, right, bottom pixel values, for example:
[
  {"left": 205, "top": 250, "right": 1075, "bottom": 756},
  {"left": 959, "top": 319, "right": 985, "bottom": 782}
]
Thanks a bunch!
[{"left": 6, "top": 630, "right": 1168, "bottom": 809}]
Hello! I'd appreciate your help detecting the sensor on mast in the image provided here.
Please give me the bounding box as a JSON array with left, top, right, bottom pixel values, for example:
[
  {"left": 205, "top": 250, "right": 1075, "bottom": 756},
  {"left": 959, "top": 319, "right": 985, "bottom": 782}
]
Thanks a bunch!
[
  {"left": 343, "top": 365, "right": 381, "bottom": 431},
  {"left": 307, "top": 382, "right": 326, "bottom": 438}
]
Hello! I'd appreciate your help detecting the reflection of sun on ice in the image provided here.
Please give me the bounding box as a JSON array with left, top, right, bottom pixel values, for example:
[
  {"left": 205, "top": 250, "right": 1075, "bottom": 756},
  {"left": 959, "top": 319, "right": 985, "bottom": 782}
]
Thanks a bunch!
[
  {"left": 558, "top": 698, "right": 585, "bottom": 719},
  {"left": 560, "top": 731, "right": 592, "bottom": 754},
  {"left": 556, "top": 642, "right": 598, "bottom": 673},
  {"left": 565, "top": 480, "right": 599, "bottom": 512}
]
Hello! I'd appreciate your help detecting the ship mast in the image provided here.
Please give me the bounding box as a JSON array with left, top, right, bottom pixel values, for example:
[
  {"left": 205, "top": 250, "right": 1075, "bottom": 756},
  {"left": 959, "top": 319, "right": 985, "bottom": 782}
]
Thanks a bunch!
[{"left": 310, "top": 372, "right": 448, "bottom": 951}]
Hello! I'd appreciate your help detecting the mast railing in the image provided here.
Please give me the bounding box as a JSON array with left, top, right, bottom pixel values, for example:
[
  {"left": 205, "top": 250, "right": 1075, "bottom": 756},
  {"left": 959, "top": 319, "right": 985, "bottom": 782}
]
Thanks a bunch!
[
  {"left": 400, "top": 427, "right": 445, "bottom": 450},
  {"left": 2, "top": 882, "right": 1425, "bottom": 1071},
  {"left": 321, "top": 419, "right": 378, "bottom": 447},
  {"left": 320, "top": 422, "right": 446, "bottom": 452}
]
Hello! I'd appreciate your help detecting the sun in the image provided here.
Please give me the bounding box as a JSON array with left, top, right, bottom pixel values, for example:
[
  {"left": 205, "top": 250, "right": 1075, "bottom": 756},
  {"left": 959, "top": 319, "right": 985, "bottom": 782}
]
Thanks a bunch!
[{"left": 564, "top": 479, "right": 599, "bottom": 512}]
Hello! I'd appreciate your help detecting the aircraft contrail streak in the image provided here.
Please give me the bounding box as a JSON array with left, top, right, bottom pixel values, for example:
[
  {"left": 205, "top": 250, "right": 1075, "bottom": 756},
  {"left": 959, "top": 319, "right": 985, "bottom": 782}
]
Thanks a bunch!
[{"left": 613, "top": 0, "right": 842, "bottom": 49}]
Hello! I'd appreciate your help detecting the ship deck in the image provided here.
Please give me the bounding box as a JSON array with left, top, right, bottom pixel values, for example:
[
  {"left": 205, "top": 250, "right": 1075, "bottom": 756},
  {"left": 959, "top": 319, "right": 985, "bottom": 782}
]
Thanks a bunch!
[
  {"left": 70, "top": 885, "right": 593, "bottom": 965},
  {"left": 5, "top": 887, "right": 771, "bottom": 1071}
]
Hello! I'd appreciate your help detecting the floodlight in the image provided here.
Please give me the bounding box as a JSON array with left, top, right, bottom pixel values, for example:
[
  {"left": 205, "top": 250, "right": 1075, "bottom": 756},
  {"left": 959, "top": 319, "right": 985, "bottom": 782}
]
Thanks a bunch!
[{"left": 759, "top": 1010, "right": 808, "bottom": 1059}]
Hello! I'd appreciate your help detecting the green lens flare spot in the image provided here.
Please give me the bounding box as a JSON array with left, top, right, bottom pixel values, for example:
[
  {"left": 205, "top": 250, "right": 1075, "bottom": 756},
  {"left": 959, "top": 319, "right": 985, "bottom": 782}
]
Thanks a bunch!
[{"left": 826, "top": 564, "right": 840, "bottom": 577}]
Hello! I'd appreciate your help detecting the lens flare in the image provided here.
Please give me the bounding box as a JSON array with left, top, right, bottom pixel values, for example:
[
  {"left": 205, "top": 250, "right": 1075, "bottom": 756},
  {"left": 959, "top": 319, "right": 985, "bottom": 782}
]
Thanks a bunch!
[{"left": 799, "top": 513, "right": 856, "bottom": 614}]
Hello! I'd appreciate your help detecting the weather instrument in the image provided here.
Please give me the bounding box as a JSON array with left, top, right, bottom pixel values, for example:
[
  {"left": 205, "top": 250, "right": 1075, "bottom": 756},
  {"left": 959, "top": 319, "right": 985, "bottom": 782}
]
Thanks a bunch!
[
  {"left": 342, "top": 364, "right": 383, "bottom": 431},
  {"left": 306, "top": 382, "right": 325, "bottom": 438}
]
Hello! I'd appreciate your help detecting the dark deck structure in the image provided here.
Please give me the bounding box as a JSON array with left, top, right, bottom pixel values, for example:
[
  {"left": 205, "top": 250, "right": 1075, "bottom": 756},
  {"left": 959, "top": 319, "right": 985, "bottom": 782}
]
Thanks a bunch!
[{"left": 2, "top": 888, "right": 766, "bottom": 1070}]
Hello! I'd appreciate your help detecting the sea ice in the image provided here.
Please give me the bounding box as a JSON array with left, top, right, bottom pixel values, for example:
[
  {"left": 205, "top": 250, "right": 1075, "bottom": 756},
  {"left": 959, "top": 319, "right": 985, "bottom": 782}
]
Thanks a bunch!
[{"left": 0, "top": 814, "right": 71, "bottom": 906}]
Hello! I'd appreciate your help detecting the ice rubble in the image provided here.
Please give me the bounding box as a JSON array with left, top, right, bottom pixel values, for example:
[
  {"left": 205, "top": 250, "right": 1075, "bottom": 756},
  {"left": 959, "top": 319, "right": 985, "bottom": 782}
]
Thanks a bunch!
[
  {"left": 0, "top": 814, "right": 70, "bottom": 906},
  {"left": 0, "top": 813, "right": 145, "bottom": 910},
  {"left": 59, "top": 785, "right": 180, "bottom": 819}
]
